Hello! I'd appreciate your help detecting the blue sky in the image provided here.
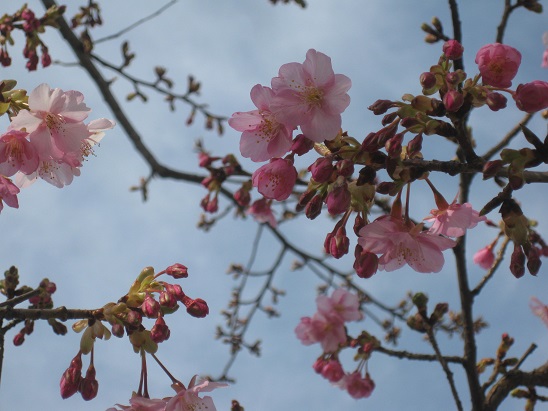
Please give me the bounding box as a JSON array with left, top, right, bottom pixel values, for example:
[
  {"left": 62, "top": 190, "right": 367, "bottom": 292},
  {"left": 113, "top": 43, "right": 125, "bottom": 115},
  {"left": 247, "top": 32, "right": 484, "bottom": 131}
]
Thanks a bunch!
[{"left": 0, "top": 1, "right": 547, "bottom": 410}]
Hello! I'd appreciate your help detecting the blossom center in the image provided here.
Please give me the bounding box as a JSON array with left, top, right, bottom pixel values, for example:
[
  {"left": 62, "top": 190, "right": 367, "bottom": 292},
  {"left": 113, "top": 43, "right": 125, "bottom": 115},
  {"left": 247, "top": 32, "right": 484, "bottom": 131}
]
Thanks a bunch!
[
  {"left": 45, "top": 112, "right": 65, "bottom": 131},
  {"left": 303, "top": 86, "right": 324, "bottom": 107}
]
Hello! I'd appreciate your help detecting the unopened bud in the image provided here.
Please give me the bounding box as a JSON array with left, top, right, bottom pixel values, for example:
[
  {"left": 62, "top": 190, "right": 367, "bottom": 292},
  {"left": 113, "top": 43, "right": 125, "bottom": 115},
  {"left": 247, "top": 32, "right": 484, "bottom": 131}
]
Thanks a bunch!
[
  {"left": 79, "top": 364, "right": 99, "bottom": 401},
  {"left": 305, "top": 194, "right": 323, "bottom": 220},
  {"left": 368, "top": 99, "right": 394, "bottom": 115},
  {"left": 150, "top": 316, "right": 171, "bottom": 343},
  {"left": 60, "top": 367, "right": 81, "bottom": 399},
  {"left": 184, "top": 297, "right": 209, "bottom": 318},
  {"left": 510, "top": 244, "right": 526, "bottom": 279},
  {"left": 166, "top": 263, "right": 188, "bottom": 279},
  {"left": 526, "top": 246, "right": 542, "bottom": 276}
]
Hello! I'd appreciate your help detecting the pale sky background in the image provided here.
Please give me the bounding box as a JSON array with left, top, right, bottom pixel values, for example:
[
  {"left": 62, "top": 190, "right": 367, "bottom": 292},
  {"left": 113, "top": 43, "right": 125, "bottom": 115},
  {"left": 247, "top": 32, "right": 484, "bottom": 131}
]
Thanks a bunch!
[{"left": 0, "top": 1, "right": 547, "bottom": 410}]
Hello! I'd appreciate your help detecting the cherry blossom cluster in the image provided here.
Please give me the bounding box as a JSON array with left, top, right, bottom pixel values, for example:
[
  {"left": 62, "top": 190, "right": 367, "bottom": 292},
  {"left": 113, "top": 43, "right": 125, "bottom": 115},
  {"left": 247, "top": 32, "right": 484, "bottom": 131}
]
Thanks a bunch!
[
  {"left": 60, "top": 264, "right": 210, "bottom": 402},
  {"left": 0, "top": 4, "right": 66, "bottom": 70},
  {"left": 294, "top": 288, "right": 375, "bottom": 399},
  {"left": 0, "top": 82, "right": 115, "bottom": 213}
]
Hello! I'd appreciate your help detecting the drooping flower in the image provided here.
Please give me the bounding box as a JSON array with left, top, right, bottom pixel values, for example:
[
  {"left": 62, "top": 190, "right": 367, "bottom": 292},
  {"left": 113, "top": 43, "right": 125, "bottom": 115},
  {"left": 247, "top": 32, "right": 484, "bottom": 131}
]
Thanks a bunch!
[
  {"left": 0, "top": 129, "right": 39, "bottom": 176},
  {"left": 294, "top": 312, "right": 347, "bottom": 353},
  {"left": 165, "top": 375, "right": 227, "bottom": 411},
  {"left": 425, "top": 201, "right": 486, "bottom": 238},
  {"left": 530, "top": 297, "right": 548, "bottom": 328},
  {"left": 513, "top": 80, "right": 548, "bottom": 113},
  {"left": 106, "top": 395, "right": 168, "bottom": 411},
  {"left": 473, "top": 244, "right": 496, "bottom": 270},
  {"left": 271, "top": 49, "right": 351, "bottom": 142},
  {"left": 339, "top": 372, "right": 375, "bottom": 399},
  {"left": 320, "top": 359, "right": 345, "bottom": 383},
  {"left": 358, "top": 215, "right": 456, "bottom": 273},
  {"left": 229, "top": 84, "right": 294, "bottom": 162},
  {"left": 0, "top": 175, "right": 20, "bottom": 213},
  {"left": 316, "top": 288, "right": 362, "bottom": 323},
  {"left": 251, "top": 157, "right": 297, "bottom": 201},
  {"left": 247, "top": 198, "right": 277, "bottom": 227},
  {"left": 475, "top": 43, "right": 521, "bottom": 88}
]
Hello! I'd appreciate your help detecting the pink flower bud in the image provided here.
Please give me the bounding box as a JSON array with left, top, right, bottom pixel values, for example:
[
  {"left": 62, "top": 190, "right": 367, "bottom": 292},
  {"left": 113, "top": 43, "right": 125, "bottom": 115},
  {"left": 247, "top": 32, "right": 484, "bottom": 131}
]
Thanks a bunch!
[
  {"left": 527, "top": 246, "right": 542, "bottom": 276},
  {"left": 335, "top": 159, "right": 354, "bottom": 178},
  {"left": 290, "top": 134, "right": 315, "bottom": 156},
  {"left": 324, "top": 226, "right": 350, "bottom": 259},
  {"left": 79, "top": 364, "right": 99, "bottom": 401},
  {"left": 420, "top": 72, "right": 437, "bottom": 89},
  {"left": 166, "top": 263, "right": 188, "bottom": 279},
  {"left": 142, "top": 294, "right": 161, "bottom": 318},
  {"left": 342, "top": 372, "right": 375, "bottom": 399},
  {"left": 325, "top": 178, "right": 351, "bottom": 216},
  {"left": 353, "top": 246, "right": 379, "bottom": 278},
  {"left": 111, "top": 323, "right": 124, "bottom": 338},
  {"left": 308, "top": 157, "right": 335, "bottom": 183},
  {"left": 305, "top": 194, "right": 323, "bottom": 220},
  {"left": 443, "top": 40, "right": 464, "bottom": 60},
  {"left": 126, "top": 310, "right": 142, "bottom": 327},
  {"left": 13, "top": 332, "right": 25, "bottom": 346},
  {"left": 510, "top": 244, "right": 526, "bottom": 278},
  {"left": 312, "top": 358, "right": 327, "bottom": 374},
  {"left": 513, "top": 81, "right": 548, "bottom": 113},
  {"left": 60, "top": 367, "right": 81, "bottom": 399},
  {"left": 151, "top": 316, "right": 171, "bottom": 343},
  {"left": 475, "top": 43, "right": 521, "bottom": 88},
  {"left": 443, "top": 90, "right": 464, "bottom": 112},
  {"left": 184, "top": 297, "right": 209, "bottom": 318},
  {"left": 368, "top": 99, "right": 394, "bottom": 115},
  {"left": 159, "top": 290, "right": 177, "bottom": 309},
  {"left": 486, "top": 92, "right": 507, "bottom": 111},
  {"left": 234, "top": 186, "right": 251, "bottom": 207}
]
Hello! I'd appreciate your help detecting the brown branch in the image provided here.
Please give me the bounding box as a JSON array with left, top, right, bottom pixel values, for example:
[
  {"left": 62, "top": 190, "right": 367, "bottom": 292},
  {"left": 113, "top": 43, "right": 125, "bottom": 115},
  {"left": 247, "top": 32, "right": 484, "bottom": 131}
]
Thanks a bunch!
[
  {"left": 496, "top": 0, "right": 521, "bottom": 44},
  {"left": 0, "top": 306, "right": 102, "bottom": 322},
  {"left": 484, "top": 361, "right": 548, "bottom": 411},
  {"left": 375, "top": 345, "right": 464, "bottom": 364}
]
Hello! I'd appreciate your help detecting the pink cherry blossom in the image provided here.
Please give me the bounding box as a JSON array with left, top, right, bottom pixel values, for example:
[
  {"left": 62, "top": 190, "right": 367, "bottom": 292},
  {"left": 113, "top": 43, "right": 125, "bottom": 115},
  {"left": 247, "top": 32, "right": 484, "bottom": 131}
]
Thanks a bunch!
[
  {"left": 107, "top": 395, "right": 168, "bottom": 411},
  {"left": 358, "top": 215, "right": 456, "bottom": 273},
  {"left": 316, "top": 288, "right": 362, "bottom": 323},
  {"left": 0, "top": 129, "right": 39, "bottom": 176},
  {"left": 0, "top": 175, "right": 20, "bottom": 212},
  {"left": 513, "top": 81, "right": 548, "bottom": 113},
  {"left": 339, "top": 372, "right": 375, "bottom": 399},
  {"left": 473, "top": 244, "right": 495, "bottom": 270},
  {"left": 475, "top": 43, "right": 521, "bottom": 88},
  {"left": 9, "top": 83, "right": 92, "bottom": 162},
  {"left": 320, "top": 359, "right": 345, "bottom": 383},
  {"left": 251, "top": 157, "right": 297, "bottom": 201},
  {"left": 425, "top": 201, "right": 486, "bottom": 238},
  {"left": 271, "top": 49, "right": 351, "bottom": 142},
  {"left": 530, "top": 297, "right": 548, "bottom": 328},
  {"left": 14, "top": 117, "right": 115, "bottom": 188},
  {"left": 443, "top": 39, "right": 464, "bottom": 60},
  {"left": 165, "top": 376, "right": 227, "bottom": 411},
  {"left": 247, "top": 198, "right": 277, "bottom": 227},
  {"left": 229, "top": 84, "right": 294, "bottom": 162},
  {"left": 295, "top": 312, "right": 346, "bottom": 353}
]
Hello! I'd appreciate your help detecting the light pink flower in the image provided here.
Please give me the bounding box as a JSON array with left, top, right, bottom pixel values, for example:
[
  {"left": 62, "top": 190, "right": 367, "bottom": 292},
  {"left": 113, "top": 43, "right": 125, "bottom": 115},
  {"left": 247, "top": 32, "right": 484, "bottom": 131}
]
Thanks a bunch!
[
  {"left": 530, "top": 297, "right": 548, "bottom": 328},
  {"left": 0, "top": 175, "right": 20, "bottom": 212},
  {"left": 358, "top": 215, "right": 456, "bottom": 273},
  {"left": 473, "top": 244, "right": 495, "bottom": 270},
  {"left": 513, "top": 80, "right": 548, "bottom": 113},
  {"left": 271, "top": 49, "right": 351, "bottom": 142},
  {"left": 14, "top": 117, "right": 115, "bottom": 188},
  {"left": 475, "top": 43, "right": 521, "bottom": 88},
  {"left": 247, "top": 198, "right": 277, "bottom": 227},
  {"left": 295, "top": 312, "right": 346, "bottom": 352},
  {"left": 339, "top": 372, "right": 375, "bottom": 399},
  {"left": 251, "top": 157, "right": 297, "bottom": 201},
  {"left": 229, "top": 84, "right": 294, "bottom": 162},
  {"left": 425, "top": 201, "right": 486, "bottom": 237},
  {"left": 0, "top": 129, "right": 39, "bottom": 176},
  {"left": 165, "top": 375, "right": 227, "bottom": 411},
  {"left": 107, "top": 395, "right": 168, "bottom": 411},
  {"left": 9, "top": 83, "right": 92, "bottom": 162},
  {"left": 316, "top": 288, "right": 362, "bottom": 323}
]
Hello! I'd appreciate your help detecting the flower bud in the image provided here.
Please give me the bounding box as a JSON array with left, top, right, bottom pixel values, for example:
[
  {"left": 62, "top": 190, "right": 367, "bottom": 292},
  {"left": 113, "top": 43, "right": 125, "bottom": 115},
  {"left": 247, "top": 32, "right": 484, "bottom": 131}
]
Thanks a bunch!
[
  {"left": 151, "top": 316, "right": 171, "bottom": 343},
  {"left": 60, "top": 367, "right": 81, "bottom": 399},
  {"left": 308, "top": 157, "right": 334, "bottom": 183},
  {"left": 79, "top": 364, "right": 99, "bottom": 401},
  {"left": 111, "top": 323, "right": 125, "bottom": 338},
  {"left": 166, "top": 263, "right": 188, "bottom": 279},
  {"left": 321, "top": 360, "right": 344, "bottom": 383},
  {"left": 368, "top": 99, "right": 394, "bottom": 115},
  {"left": 420, "top": 72, "right": 437, "bottom": 90},
  {"left": 159, "top": 290, "right": 177, "bottom": 309},
  {"left": 290, "top": 134, "right": 315, "bottom": 156},
  {"left": 335, "top": 159, "right": 354, "bottom": 178},
  {"left": 353, "top": 246, "right": 378, "bottom": 278},
  {"left": 443, "top": 90, "right": 464, "bottom": 112},
  {"left": 486, "top": 92, "right": 507, "bottom": 111},
  {"left": 183, "top": 297, "right": 210, "bottom": 318},
  {"left": 526, "top": 246, "right": 542, "bottom": 276},
  {"left": 510, "top": 244, "right": 526, "bottom": 278},
  {"left": 482, "top": 160, "right": 504, "bottom": 180},
  {"left": 305, "top": 194, "right": 323, "bottom": 220},
  {"left": 325, "top": 178, "right": 351, "bottom": 215},
  {"left": 13, "top": 332, "right": 25, "bottom": 346},
  {"left": 443, "top": 39, "right": 464, "bottom": 60},
  {"left": 324, "top": 226, "right": 350, "bottom": 259}
]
